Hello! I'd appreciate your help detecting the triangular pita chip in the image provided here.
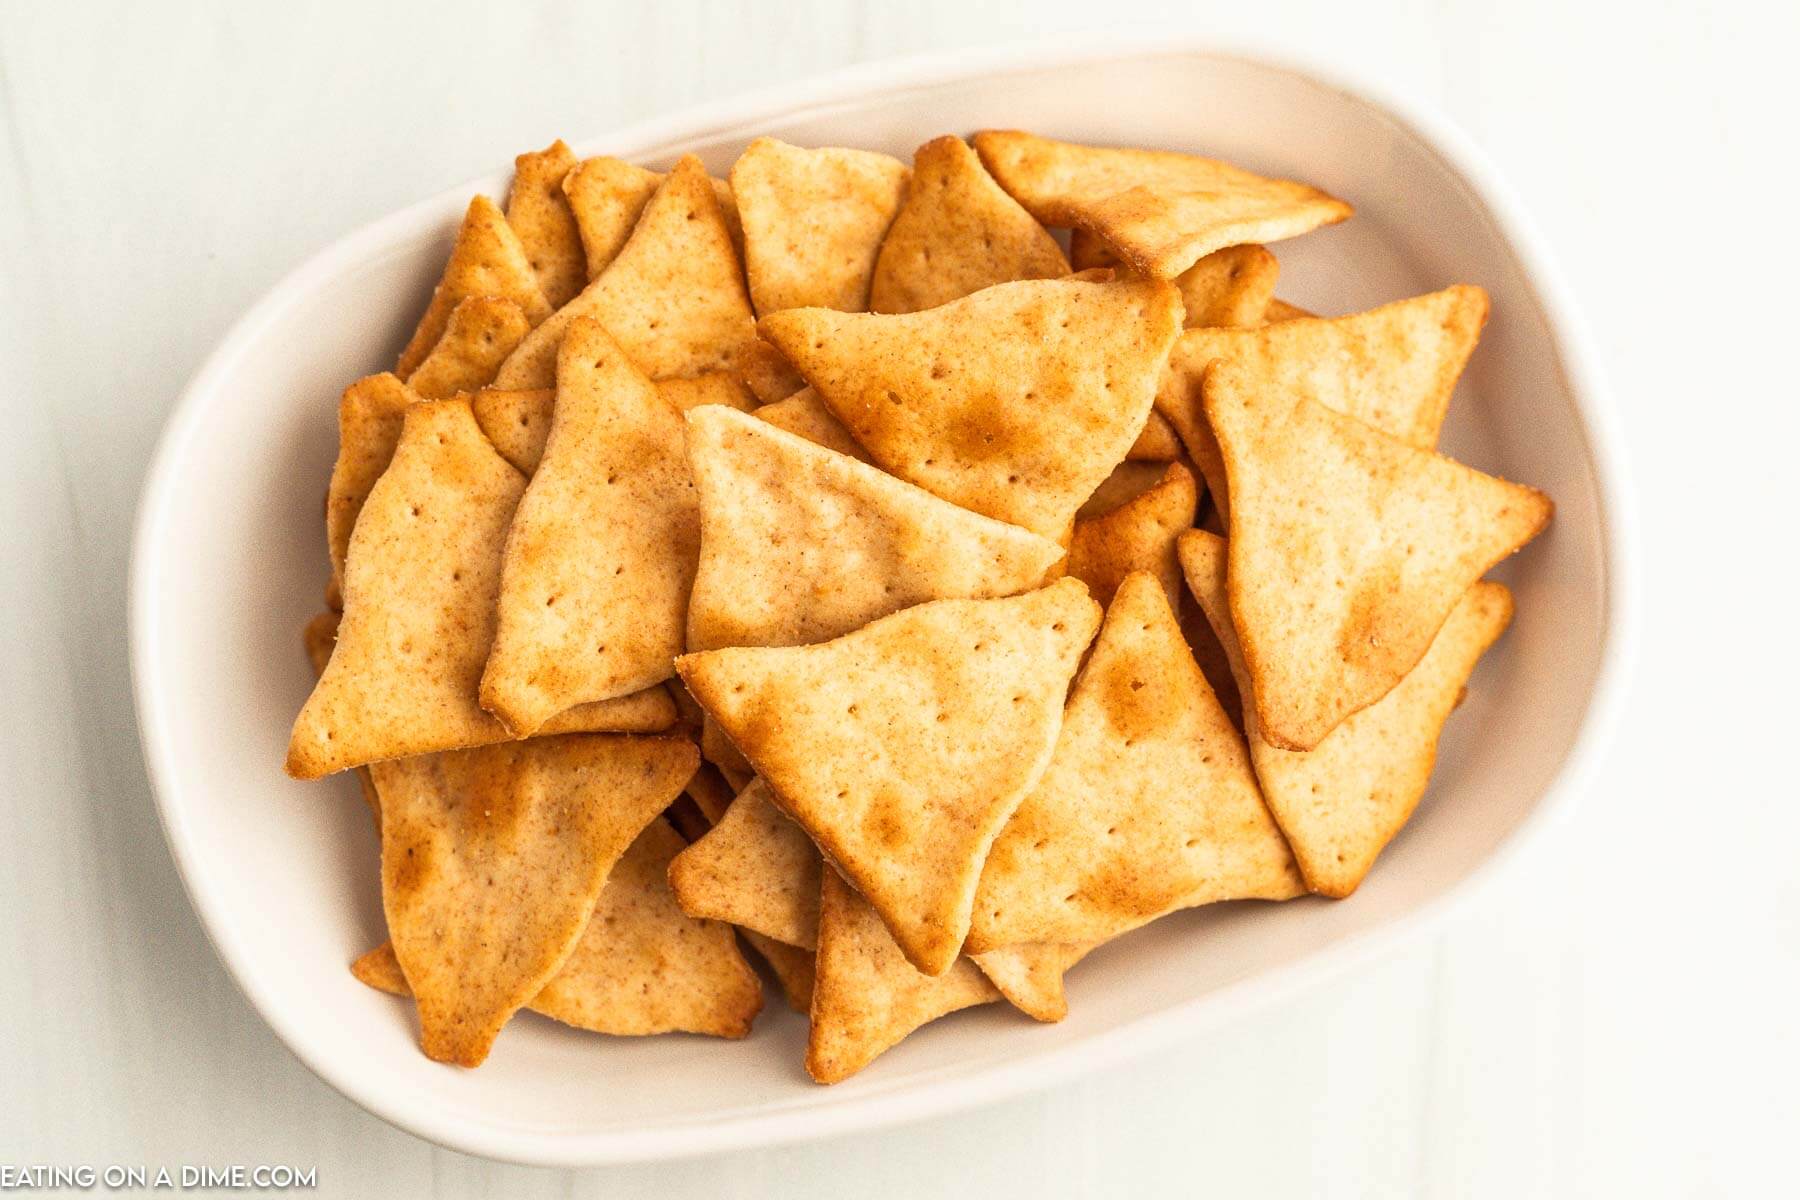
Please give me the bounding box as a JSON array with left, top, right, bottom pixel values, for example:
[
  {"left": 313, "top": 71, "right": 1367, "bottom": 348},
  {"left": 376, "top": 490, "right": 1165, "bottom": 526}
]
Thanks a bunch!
[
  {"left": 737, "top": 338, "right": 807, "bottom": 404},
  {"left": 1072, "top": 230, "right": 1279, "bottom": 329},
  {"left": 324, "top": 372, "right": 416, "bottom": 609},
  {"left": 869, "top": 135, "right": 1068, "bottom": 314},
  {"left": 682, "top": 760, "right": 734, "bottom": 825},
  {"left": 563, "top": 157, "right": 741, "bottom": 280},
  {"left": 1067, "top": 461, "right": 1197, "bottom": 609},
  {"left": 481, "top": 319, "right": 700, "bottom": 734},
  {"left": 969, "top": 942, "right": 1094, "bottom": 1023},
  {"left": 656, "top": 372, "right": 756, "bottom": 414},
  {"left": 684, "top": 406, "right": 1064, "bottom": 653},
  {"left": 731, "top": 137, "right": 909, "bottom": 316},
  {"left": 668, "top": 777, "right": 822, "bottom": 949},
  {"left": 1128, "top": 409, "right": 1184, "bottom": 461},
  {"left": 1179, "top": 530, "right": 1513, "bottom": 896},
  {"left": 679, "top": 579, "right": 1100, "bottom": 974},
  {"left": 973, "top": 130, "right": 1351, "bottom": 279},
  {"left": 1264, "top": 298, "right": 1314, "bottom": 322},
  {"left": 301, "top": 611, "right": 380, "bottom": 828},
  {"left": 373, "top": 733, "right": 696, "bottom": 1065},
  {"left": 396, "top": 195, "right": 551, "bottom": 378},
  {"left": 495, "top": 156, "right": 758, "bottom": 388},
  {"left": 752, "top": 388, "right": 871, "bottom": 462},
  {"left": 760, "top": 276, "right": 1182, "bottom": 538},
  {"left": 405, "top": 297, "right": 532, "bottom": 399},
  {"left": 1207, "top": 360, "right": 1550, "bottom": 749},
  {"left": 807, "top": 869, "right": 1000, "bottom": 1084},
  {"left": 1077, "top": 461, "right": 1169, "bottom": 519},
  {"left": 289, "top": 397, "right": 675, "bottom": 777},
  {"left": 469, "top": 386, "right": 554, "bottom": 474},
  {"left": 746, "top": 931, "right": 815, "bottom": 1014},
  {"left": 968, "top": 572, "right": 1300, "bottom": 951},
  {"left": 505, "top": 140, "right": 587, "bottom": 308}
]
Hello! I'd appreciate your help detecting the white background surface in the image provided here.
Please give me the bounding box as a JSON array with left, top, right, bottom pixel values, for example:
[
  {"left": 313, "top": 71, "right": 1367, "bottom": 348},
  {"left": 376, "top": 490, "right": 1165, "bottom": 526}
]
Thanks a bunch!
[{"left": 1, "top": 1, "right": 1795, "bottom": 1196}]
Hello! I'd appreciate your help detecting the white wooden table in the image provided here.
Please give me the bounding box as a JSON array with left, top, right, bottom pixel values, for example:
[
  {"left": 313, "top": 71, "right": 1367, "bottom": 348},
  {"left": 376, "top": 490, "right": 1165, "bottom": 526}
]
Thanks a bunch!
[{"left": 3, "top": 1, "right": 1795, "bottom": 1195}]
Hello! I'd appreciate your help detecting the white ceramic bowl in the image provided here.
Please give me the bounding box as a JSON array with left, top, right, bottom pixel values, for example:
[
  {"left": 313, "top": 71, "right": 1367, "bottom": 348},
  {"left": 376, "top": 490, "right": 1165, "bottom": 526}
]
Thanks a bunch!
[{"left": 130, "top": 36, "right": 1634, "bottom": 1166}]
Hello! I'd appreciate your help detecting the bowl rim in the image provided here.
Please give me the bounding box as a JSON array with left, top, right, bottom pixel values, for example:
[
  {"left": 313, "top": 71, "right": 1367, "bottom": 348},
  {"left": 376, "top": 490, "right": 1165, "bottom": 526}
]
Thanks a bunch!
[{"left": 128, "top": 30, "right": 1639, "bottom": 1167}]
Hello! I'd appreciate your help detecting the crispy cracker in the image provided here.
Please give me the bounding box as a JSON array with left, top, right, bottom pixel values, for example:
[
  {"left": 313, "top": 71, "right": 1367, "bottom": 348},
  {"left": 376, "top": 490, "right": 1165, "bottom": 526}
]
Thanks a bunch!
[
  {"left": 807, "top": 870, "right": 1000, "bottom": 1084},
  {"left": 678, "top": 579, "right": 1100, "bottom": 974},
  {"left": 668, "top": 777, "right": 822, "bottom": 948},
  {"left": 1207, "top": 361, "right": 1550, "bottom": 749},
  {"left": 405, "top": 297, "right": 532, "bottom": 399},
  {"left": 324, "top": 373, "right": 417, "bottom": 609},
  {"left": 745, "top": 932, "right": 816, "bottom": 1013},
  {"left": 301, "top": 611, "right": 380, "bottom": 827},
  {"left": 970, "top": 942, "right": 1094, "bottom": 1023},
  {"left": 760, "top": 275, "right": 1182, "bottom": 538},
  {"left": 495, "top": 156, "right": 758, "bottom": 388},
  {"left": 1127, "top": 410, "right": 1184, "bottom": 462},
  {"left": 397, "top": 195, "right": 551, "bottom": 378},
  {"left": 656, "top": 373, "right": 757, "bottom": 414},
  {"left": 731, "top": 137, "right": 909, "bottom": 316},
  {"left": 563, "top": 158, "right": 741, "bottom": 280},
  {"left": 481, "top": 319, "right": 699, "bottom": 734},
  {"left": 968, "top": 572, "right": 1300, "bottom": 951},
  {"left": 505, "top": 140, "right": 586, "bottom": 308},
  {"left": 1067, "top": 461, "right": 1197, "bottom": 609},
  {"left": 469, "top": 387, "right": 554, "bottom": 474},
  {"left": 1264, "top": 298, "right": 1314, "bottom": 322},
  {"left": 974, "top": 130, "right": 1351, "bottom": 279},
  {"left": 289, "top": 398, "right": 674, "bottom": 777},
  {"left": 682, "top": 761, "right": 734, "bottom": 825},
  {"left": 869, "top": 135, "right": 1067, "bottom": 314},
  {"left": 1077, "top": 461, "right": 1170, "bottom": 520},
  {"left": 1179, "top": 531, "right": 1512, "bottom": 896},
  {"left": 684, "top": 406, "right": 1064, "bottom": 654},
  {"left": 1072, "top": 230, "right": 1278, "bottom": 329},
  {"left": 752, "top": 388, "right": 871, "bottom": 462},
  {"left": 373, "top": 733, "right": 696, "bottom": 1065}
]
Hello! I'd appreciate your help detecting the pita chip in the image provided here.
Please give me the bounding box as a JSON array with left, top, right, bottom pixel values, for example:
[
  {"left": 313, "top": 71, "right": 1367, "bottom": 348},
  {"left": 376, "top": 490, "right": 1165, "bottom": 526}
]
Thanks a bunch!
[
  {"left": 1077, "top": 461, "right": 1170, "bottom": 519},
  {"left": 668, "top": 777, "right": 822, "bottom": 949},
  {"left": 505, "top": 140, "right": 587, "bottom": 308},
  {"left": 324, "top": 372, "right": 417, "bottom": 609},
  {"left": 469, "top": 387, "right": 554, "bottom": 474},
  {"left": 1067, "top": 461, "right": 1198, "bottom": 609},
  {"left": 970, "top": 942, "right": 1094, "bottom": 1024},
  {"left": 301, "top": 611, "right": 380, "bottom": 827},
  {"left": 731, "top": 137, "right": 909, "bottom": 316},
  {"left": 869, "top": 135, "right": 1068, "bottom": 314},
  {"left": 1072, "top": 230, "right": 1279, "bottom": 329},
  {"left": 752, "top": 388, "right": 871, "bottom": 462},
  {"left": 289, "top": 397, "right": 674, "bottom": 778},
  {"left": 973, "top": 130, "right": 1351, "bottom": 279},
  {"left": 682, "top": 761, "right": 734, "bottom": 825},
  {"left": 1127, "top": 410, "right": 1184, "bottom": 462},
  {"left": 494, "top": 156, "right": 758, "bottom": 389},
  {"left": 679, "top": 579, "right": 1101, "bottom": 974},
  {"left": 1179, "top": 530, "right": 1513, "bottom": 895},
  {"left": 760, "top": 275, "right": 1182, "bottom": 538},
  {"left": 1264, "top": 298, "right": 1315, "bottom": 322},
  {"left": 396, "top": 195, "right": 551, "bottom": 378},
  {"left": 684, "top": 406, "right": 1064, "bottom": 654},
  {"left": 405, "top": 297, "right": 532, "bottom": 399},
  {"left": 656, "top": 373, "right": 757, "bottom": 414},
  {"left": 807, "top": 870, "right": 1000, "bottom": 1084},
  {"left": 373, "top": 732, "right": 697, "bottom": 1065},
  {"left": 1207, "top": 360, "right": 1550, "bottom": 749},
  {"left": 563, "top": 157, "right": 741, "bottom": 280},
  {"left": 968, "top": 572, "right": 1301, "bottom": 952},
  {"left": 747, "top": 932, "right": 816, "bottom": 1013},
  {"left": 481, "top": 319, "right": 699, "bottom": 735}
]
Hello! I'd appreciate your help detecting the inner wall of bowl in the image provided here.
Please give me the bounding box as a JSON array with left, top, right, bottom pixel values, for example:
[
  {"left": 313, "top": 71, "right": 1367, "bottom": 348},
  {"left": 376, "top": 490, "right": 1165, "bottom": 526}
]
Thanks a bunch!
[{"left": 141, "top": 50, "right": 1608, "bottom": 1145}]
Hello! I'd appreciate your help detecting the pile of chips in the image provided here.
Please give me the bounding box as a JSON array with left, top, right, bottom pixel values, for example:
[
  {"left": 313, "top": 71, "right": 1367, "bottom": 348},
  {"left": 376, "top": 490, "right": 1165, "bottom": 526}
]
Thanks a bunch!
[{"left": 288, "top": 130, "right": 1552, "bottom": 1081}]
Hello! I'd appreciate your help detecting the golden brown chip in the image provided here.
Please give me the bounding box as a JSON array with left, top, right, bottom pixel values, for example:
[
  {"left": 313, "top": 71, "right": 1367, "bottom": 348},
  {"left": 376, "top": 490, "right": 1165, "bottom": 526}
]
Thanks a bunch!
[
  {"left": 746, "top": 932, "right": 816, "bottom": 1013},
  {"left": 374, "top": 733, "right": 697, "bottom": 1065},
  {"left": 759, "top": 275, "right": 1182, "bottom": 539},
  {"left": 563, "top": 158, "right": 740, "bottom": 281},
  {"left": 974, "top": 130, "right": 1351, "bottom": 279},
  {"left": 396, "top": 195, "right": 551, "bottom": 379},
  {"left": 1207, "top": 361, "right": 1550, "bottom": 750},
  {"left": 323, "top": 373, "right": 417, "bottom": 610},
  {"left": 301, "top": 611, "right": 380, "bottom": 827},
  {"left": 505, "top": 140, "right": 586, "bottom": 308},
  {"left": 731, "top": 137, "right": 909, "bottom": 316},
  {"left": 968, "top": 572, "right": 1300, "bottom": 952},
  {"left": 684, "top": 406, "right": 1064, "bottom": 654},
  {"left": 289, "top": 398, "right": 675, "bottom": 777},
  {"left": 678, "top": 579, "right": 1101, "bottom": 975},
  {"left": 468, "top": 386, "right": 554, "bottom": 474},
  {"left": 405, "top": 297, "right": 532, "bottom": 400},
  {"left": 1067, "top": 461, "right": 1198, "bottom": 609},
  {"left": 655, "top": 373, "right": 757, "bottom": 414},
  {"left": 481, "top": 319, "right": 699, "bottom": 735},
  {"left": 807, "top": 870, "right": 1000, "bottom": 1084},
  {"left": 1127, "top": 410, "right": 1185, "bottom": 461},
  {"left": 682, "top": 760, "right": 734, "bottom": 825},
  {"left": 1179, "top": 530, "right": 1512, "bottom": 895},
  {"left": 1072, "top": 230, "right": 1278, "bottom": 329},
  {"left": 1264, "top": 298, "right": 1315, "bottom": 322},
  {"left": 869, "top": 135, "right": 1067, "bottom": 314},
  {"left": 495, "top": 156, "right": 758, "bottom": 388},
  {"left": 1076, "top": 461, "right": 1170, "bottom": 519},
  {"left": 668, "top": 777, "right": 821, "bottom": 949},
  {"left": 752, "top": 388, "right": 871, "bottom": 462},
  {"left": 969, "top": 942, "right": 1094, "bottom": 1023}
]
